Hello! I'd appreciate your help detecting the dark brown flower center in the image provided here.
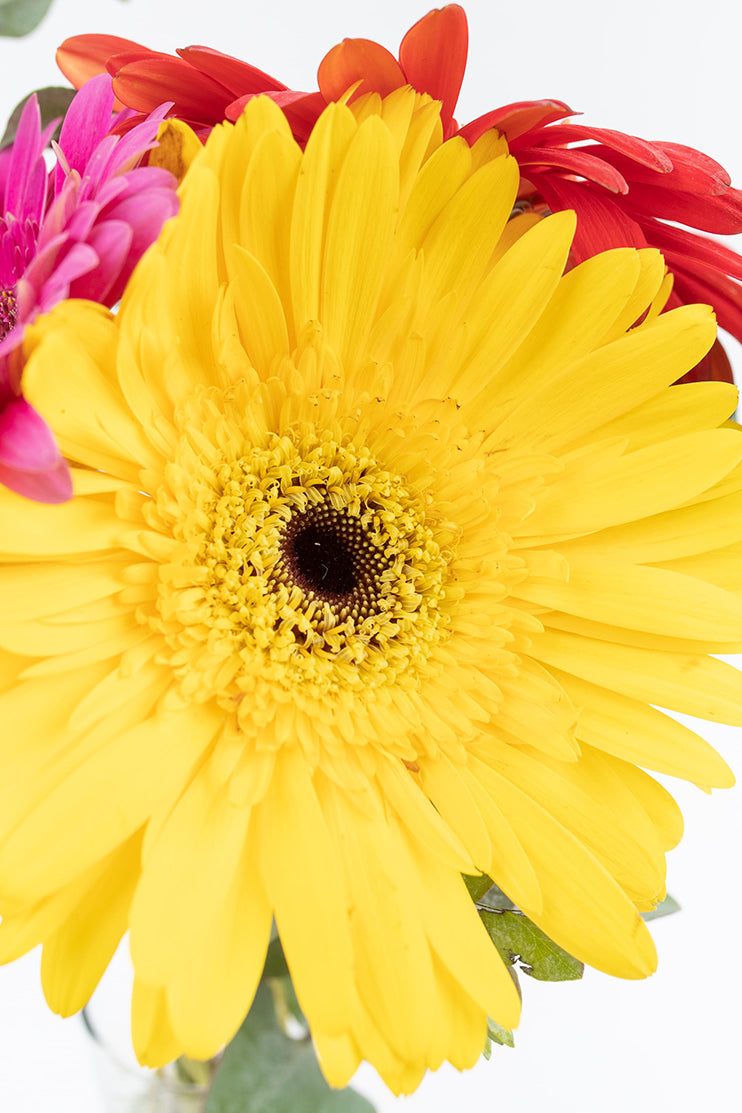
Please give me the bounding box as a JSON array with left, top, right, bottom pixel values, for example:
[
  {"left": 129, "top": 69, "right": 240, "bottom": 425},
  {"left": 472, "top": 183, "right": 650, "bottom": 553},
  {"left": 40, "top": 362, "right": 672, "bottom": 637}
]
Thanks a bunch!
[{"left": 276, "top": 503, "right": 389, "bottom": 621}]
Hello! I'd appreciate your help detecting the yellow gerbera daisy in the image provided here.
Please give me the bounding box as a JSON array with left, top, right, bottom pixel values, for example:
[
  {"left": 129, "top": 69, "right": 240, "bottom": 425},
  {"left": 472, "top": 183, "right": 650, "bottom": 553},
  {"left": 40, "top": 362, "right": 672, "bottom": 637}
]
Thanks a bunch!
[{"left": 0, "top": 89, "right": 740, "bottom": 1095}]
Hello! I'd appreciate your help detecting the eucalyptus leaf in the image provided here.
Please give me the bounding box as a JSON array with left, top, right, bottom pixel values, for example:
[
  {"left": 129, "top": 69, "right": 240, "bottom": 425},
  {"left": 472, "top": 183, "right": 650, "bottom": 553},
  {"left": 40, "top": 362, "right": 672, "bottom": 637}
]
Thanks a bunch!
[
  {"left": 0, "top": 0, "right": 54, "bottom": 37},
  {"left": 642, "top": 894, "right": 681, "bottom": 921},
  {"left": 0, "top": 86, "right": 75, "bottom": 150},
  {"left": 205, "top": 981, "right": 376, "bottom": 1113},
  {"left": 475, "top": 882, "right": 517, "bottom": 912},
  {"left": 486, "top": 1019, "right": 515, "bottom": 1048},
  {"left": 480, "top": 910, "right": 584, "bottom": 982},
  {"left": 261, "top": 936, "right": 291, "bottom": 979},
  {"left": 463, "top": 872, "right": 493, "bottom": 903}
]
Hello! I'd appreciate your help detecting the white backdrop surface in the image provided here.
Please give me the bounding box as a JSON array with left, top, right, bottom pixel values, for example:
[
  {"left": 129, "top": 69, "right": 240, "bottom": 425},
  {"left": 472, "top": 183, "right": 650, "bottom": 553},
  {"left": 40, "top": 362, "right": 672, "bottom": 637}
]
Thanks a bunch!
[{"left": 0, "top": 1, "right": 740, "bottom": 1111}]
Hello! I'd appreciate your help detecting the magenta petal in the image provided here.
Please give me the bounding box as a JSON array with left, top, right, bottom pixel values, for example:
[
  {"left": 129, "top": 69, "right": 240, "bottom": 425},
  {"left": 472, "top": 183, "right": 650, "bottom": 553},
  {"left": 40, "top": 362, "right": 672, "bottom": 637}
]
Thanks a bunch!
[
  {"left": 0, "top": 395, "right": 61, "bottom": 469},
  {"left": 4, "top": 95, "right": 48, "bottom": 224},
  {"left": 0, "top": 398, "right": 72, "bottom": 505},
  {"left": 103, "top": 190, "right": 178, "bottom": 303},
  {"left": 101, "top": 104, "right": 173, "bottom": 179},
  {"left": 55, "top": 74, "right": 116, "bottom": 190},
  {"left": 69, "top": 219, "right": 132, "bottom": 302},
  {"left": 0, "top": 147, "right": 12, "bottom": 210},
  {"left": 0, "top": 455, "right": 72, "bottom": 503},
  {"left": 22, "top": 240, "right": 98, "bottom": 315}
]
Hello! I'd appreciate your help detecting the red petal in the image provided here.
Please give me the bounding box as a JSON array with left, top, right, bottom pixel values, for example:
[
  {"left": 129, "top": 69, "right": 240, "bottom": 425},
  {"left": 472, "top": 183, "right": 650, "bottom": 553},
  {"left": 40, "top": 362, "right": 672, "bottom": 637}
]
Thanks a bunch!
[
  {"left": 677, "top": 336, "right": 734, "bottom": 385},
  {"left": 516, "top": 145, "right": 629, "bottom": 194},
  {"left": 398, "top": 4, "right": 468, "bottom": 132},
  {"left": 56, "top": 34, "right": 149, "bottom": 89},
  {"left": 591, "top": 142, "right": 732, "bottom": 196},
  {"left": 642, "top": 221, "right": 742, "bottom": 283},
  {"left": 664, "top": 257, "right": 742, "bottom": 343},
  {"left": 176, "top": 46, "right": 287, "bottom": 96},
  {"left": 112, "top": 57, "right": 235, "bottom": 122},
  {"left": 530, "top": 174, "right": 648, "bottom": 261},
  {"left": 317, "top": 38, "right": 405, "bottom": 102},
  {"left": 459, "top": 99, "right": 574, "bottom": 145},
  {"left": 226, "top": 90, "right": 325, "bottom": 144},
  {"left": 106, "top": 48, "right": 173, "bottom": 73},
  {"left": 532, "top": 124, "right": 673, "bottom": 173},
  {"left": 618, "top": 182, "right": 742, "bottom": 234}
]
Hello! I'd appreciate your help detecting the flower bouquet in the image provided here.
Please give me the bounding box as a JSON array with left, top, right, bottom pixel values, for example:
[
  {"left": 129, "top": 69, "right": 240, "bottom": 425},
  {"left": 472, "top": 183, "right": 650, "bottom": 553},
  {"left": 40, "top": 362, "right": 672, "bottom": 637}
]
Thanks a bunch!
[{"left": 0, "top": 4, "right": 740, "bottom": 1111}]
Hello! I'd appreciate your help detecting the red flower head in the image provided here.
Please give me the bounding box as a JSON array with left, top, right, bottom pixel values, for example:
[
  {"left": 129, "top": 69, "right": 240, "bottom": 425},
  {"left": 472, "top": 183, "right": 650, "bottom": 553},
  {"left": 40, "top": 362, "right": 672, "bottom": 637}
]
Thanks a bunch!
[{"left": 56, "top": 6, "right": 742, "bottom": 385}]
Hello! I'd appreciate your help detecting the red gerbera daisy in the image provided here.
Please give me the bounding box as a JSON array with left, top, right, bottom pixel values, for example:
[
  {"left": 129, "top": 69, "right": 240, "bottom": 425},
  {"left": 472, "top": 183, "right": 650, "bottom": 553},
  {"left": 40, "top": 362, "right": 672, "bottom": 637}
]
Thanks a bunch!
[{"left": 56, "top": 6, "right": 742, "bottom": 383}]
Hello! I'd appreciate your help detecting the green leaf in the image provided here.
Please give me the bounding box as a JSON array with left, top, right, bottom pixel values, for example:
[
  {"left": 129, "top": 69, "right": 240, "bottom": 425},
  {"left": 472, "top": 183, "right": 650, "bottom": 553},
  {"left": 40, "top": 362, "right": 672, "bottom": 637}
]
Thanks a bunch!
[
  {"left": 205, "top": 981, "right": 376, "bottom": 1113},
  {"left": 463, "top": 872, "right": 493, "bottom": 902},
  {"left": 261, "top": 936, "right": 291, "bottom": 979},
  {"left": 0, "top": 0, "right": 54, "bottom": 37},
  {"left": 480, "top": 910, "right": 584, "bottom": 982},
  {"left": 642, "top": 893, "right": 681, "bottom": 922},
  {"left": 0, "top": 86, "right": 75, "bottom": 150},
  {"left": 475, "top": 882, "right": 518, "bottom": 912},
  {"left": 486, "top": 1019, "right": 515, "bottom": 1049}
]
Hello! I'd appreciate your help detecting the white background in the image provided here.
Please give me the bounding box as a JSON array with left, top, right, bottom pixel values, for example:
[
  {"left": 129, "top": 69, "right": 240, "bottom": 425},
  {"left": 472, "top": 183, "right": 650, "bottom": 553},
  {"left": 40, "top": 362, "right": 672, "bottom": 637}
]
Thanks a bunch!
[{"left": 0, "top": 1, "right": 740, "bottom": 1110}]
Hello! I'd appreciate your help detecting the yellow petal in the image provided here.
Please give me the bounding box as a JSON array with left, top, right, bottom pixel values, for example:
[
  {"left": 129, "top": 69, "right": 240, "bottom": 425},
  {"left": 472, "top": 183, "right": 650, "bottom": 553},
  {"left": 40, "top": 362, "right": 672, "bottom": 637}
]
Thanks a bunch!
[
  {"left": 531, "top": 626, "right": 742, "bottom": 725},
  {"left": 321, "top": 114, "right": 399, "bottom": 370},
  {"left": 517, "top": 428, "right": 742, "bottom": 541},
  {"left": 468, "top": 757, "right": 657, "bottom": 978},
  {"left": 514, "top": 554, "right": 742, "bottom": 640},
  {"left": 0, "top": 703, "right": 221, "bottom": 901},
  {"left": 164, "top": 833, "right": 272, "bottom": 1060},
  {"left": 552, "top": 666, "right": 735, "bottom": 787},
  {"left": 41, "top": 832, "right": 142, "bottom": 1015},
  {"left": 256, "top": 748, "right": 353, "bottom": 1036},
  {"left": 495, "top": 305, "right": 716, "bottom": 453},
  {"left": 130, "top": 755, "right": 251, "bottom": 984}
]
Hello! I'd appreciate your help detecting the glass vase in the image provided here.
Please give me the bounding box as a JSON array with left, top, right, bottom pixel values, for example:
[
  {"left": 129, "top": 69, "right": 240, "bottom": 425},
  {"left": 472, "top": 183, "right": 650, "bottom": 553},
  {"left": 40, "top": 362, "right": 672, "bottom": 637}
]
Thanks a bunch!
[
  {"left": 82, "top": 1008, "right": 214, "bottom": 1113},
  {"left": 80, "top": 944, "right": 218, "bottom": 1113}
]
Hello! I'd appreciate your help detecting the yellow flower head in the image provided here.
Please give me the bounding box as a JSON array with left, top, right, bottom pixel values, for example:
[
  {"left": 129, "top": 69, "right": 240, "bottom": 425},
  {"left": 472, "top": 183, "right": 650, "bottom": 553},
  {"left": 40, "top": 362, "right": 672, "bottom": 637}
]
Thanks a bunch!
[{"left": 0, "top": 90, "right": 740, "bottom": 1094}]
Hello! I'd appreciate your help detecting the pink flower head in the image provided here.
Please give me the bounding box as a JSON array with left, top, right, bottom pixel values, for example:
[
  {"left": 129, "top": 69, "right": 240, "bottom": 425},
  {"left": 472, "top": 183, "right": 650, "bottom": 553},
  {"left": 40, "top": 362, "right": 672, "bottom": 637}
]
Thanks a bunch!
[{"left": 0, "top": 74, "right": 179, "bottom": 503}]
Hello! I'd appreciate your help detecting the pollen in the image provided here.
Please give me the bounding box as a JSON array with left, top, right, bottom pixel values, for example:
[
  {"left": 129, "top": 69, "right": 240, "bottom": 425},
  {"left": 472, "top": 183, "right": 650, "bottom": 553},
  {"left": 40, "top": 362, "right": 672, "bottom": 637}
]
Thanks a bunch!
[
  {"left": 143, "top": 385, "right": 453, "bottom": 724},
  {"left": 0, "top": 287, "right": 17, "bottom": 343}
]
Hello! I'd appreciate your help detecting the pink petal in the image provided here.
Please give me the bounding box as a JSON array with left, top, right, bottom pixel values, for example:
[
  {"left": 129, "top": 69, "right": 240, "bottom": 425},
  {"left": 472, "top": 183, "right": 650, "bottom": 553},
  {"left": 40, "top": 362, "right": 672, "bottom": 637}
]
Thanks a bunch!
[
  {"left": 99, "top": 104, "right": 173, "bottom": 179},
  {"left": 68, "top": 219, "right": 132, "bottom": 303},
  {"left": 0, "top": 394, "right": 67, "bottom": 471},
  {"left": 19, "top": 240, "right": 98, "bottom": 317},
  {"left": 4, "top": 95, "right": 48, "bottom": 224},
  {"left": 102, "top": 190, "right": 178, "bottom": 303},
  {"left": 55, "top": 74, "right": 116, "bottom": 192},
  {"left": 0, "top": 454, "right": 72, "bottom": 503}
]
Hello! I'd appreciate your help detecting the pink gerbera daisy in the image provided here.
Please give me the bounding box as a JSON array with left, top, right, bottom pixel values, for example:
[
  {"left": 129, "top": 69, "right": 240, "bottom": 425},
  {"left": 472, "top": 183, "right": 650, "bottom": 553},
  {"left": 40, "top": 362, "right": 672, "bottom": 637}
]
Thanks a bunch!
[{"left": 0, "top": 74, "right": 179, "bottom": 503}]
